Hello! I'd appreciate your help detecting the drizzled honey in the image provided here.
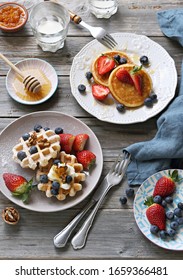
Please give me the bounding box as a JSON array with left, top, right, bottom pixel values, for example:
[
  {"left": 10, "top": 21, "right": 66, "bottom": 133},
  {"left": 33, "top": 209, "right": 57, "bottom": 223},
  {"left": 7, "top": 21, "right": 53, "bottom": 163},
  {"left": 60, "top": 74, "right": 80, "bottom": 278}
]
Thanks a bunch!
[{"left": 13, "top": 69, "right": 52, "bottom": 102}]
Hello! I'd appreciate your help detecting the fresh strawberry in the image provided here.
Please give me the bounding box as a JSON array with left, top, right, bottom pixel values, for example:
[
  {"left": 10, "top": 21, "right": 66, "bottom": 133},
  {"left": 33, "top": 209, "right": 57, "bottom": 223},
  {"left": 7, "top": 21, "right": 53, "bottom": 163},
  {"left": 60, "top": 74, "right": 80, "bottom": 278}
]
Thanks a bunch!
[
  {"left": 73, "top": 134, "right": 89, "bottom": 152},
  {"left": 76, "top": 150, "right": 96, "bottom": 170},
  {"left": 59, "top": 133, "right": 75, "bottom": 153},
  {"left": 153, "top": 170, "right": 179, "bottom": 197},
  {"left": 92, "top": 84, "right": 110, "bottom": 101},
  {"left": 116, "top": 68, "right": 134, "bottom": 85},
  {"left": 3, "top": 173, "right": 34, "bottom": 203},
  {"left": 130, "top": 65, "right": 143, "bottom": 95},
  {"left": 144, "top": 196, "right": 166, "bottom": 230},
  {"left": 97, "top": 55, "right": 115, "bottom": 75}
]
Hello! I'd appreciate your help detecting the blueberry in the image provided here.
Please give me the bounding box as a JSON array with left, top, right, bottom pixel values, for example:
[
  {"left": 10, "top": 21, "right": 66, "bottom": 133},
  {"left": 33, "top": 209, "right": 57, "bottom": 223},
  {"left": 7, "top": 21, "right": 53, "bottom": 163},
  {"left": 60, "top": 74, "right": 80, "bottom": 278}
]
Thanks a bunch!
[
  {"left": 177, "top": 217, "right": 183, "bottom": 225},
  {"left": 52, "top": 181, "right": 60, "bottom": 190},
  {"left": 40, "top": 174, "right": 48, "bottom": 183},
  {"left": 29, "top": 146, "right": 38, "bottom": 154},
  {"left": 174, "top": 208, "right": 182, "bottom": 217},
  {"left": 166, "top": 211, "right": 174, "bottom": 220},
  {"left": 125, "top": 188, "right": 134, "bottom": 198},
  {"left": 153, "top": 195, "right": 162, "bottom": 204},
  {"left": 140, "top": 55, "right": 149, "bottom": 65},
  {"left": 22, "top": 133, "right": 30, "bottom": 141},
  {"left": 55, "top": 127, "right": 63, "bottom": 134},
  {"left": 85, "top": 71, "right": 93, "bottom": 80},
  {"left": 44, "top": 127, "right": 50, "bottom": 131},
  {"left": 167, "top": 229, "right": 176, "bottom": 237},
  {"left": 149, "top": 92, "right": 157, "bottom": 102},
  {"left": 51, "top": 188, "right": 59, "bottom": 196},
  {"left": 53, "top": 159, "right": 61, "bottom": 165},
  {"left": 178, "top": 202, "right": 183, "bottom": 210},
  {"left": 66, "top": 175, "right": 73, "bottom": 184},
  {"left": 17, "top": 151, "right": 26, "bottom": 161},
  {"left": 119, "top": 57, "right": 127, "bottom": 65},
  {"left": 165, "top": 196, "right": 173, "bottom": 204},
  {"left": 113, "top": 54, "right": 121, "bottom": 63},
  {"left": 144, "top": 97, "right": 153, "bottom": 107},
  {"left": 170, "top": 221, "right": 179, "bottom": 230},
  {"left": 159, "top": 230, "right": 167, "bottom": 239},
  {"left": 116, "top": 104, "right": 125, "bottom": 112},
  {"left": 150, "top": 225, "right": 159, "bottom": 234},
  {"left": 119, "top": 196, "right": 127, "bottom": 205},
  {"left": 34, "top": 124, "right": 42, "bottom": 132},
  {"left": 161, "top": 200, "right": 167, "bottom": 207},
  {"left": 78, "top": 84, "right": 86, "bottom": 93}
]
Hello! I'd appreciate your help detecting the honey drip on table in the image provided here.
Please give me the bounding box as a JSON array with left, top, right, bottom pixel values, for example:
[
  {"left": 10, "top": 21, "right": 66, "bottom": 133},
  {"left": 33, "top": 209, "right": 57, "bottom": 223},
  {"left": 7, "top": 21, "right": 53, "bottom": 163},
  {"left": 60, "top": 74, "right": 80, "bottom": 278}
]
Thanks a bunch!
[{"left": 13, "top": 69, "right": 52, "bottom": 102}]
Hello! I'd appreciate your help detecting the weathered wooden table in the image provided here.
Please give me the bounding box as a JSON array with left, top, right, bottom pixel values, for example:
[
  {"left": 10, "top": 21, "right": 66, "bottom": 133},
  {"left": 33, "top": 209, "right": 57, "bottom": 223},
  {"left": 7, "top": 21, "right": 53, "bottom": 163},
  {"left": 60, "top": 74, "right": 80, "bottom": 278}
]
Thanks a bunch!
[{"left": 0, "top": 0, "right": 183, "bottom": 260}]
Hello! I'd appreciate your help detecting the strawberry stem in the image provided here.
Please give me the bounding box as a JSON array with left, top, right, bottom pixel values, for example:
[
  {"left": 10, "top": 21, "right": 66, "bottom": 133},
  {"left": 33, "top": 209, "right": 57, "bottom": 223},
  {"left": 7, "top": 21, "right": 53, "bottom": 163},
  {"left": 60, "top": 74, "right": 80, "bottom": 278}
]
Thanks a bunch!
[
  {"left": 144, "top": 196, "right": 154, "bottom": 207},
  {"left": 130, "top": 65, "right": 142, "bottom": 75}
]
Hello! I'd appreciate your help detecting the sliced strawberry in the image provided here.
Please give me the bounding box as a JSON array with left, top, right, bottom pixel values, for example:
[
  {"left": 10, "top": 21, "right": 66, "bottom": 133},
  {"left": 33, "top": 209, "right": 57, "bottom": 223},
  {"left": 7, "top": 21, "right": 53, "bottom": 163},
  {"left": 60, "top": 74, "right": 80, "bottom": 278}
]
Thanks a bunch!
[
  {"left": 97, "top": 55, "right": 115, "bottom": 75},
  {"left": 76, "top": 150, "right": 96, "bottom": 170},
  {"left": 3, "top": 173, "right": 34, "bottom": 203},
  {"left": 73, "top": 134, "right": 89, "bottom": 152},
  {"left": 116, "top": 68, "right": 134, "bottom": 85},
  {"left": 130, "top": 66, "right": 143, "bottom": 95},
  {"left": 92, "top": 84, "right": 110, "bottom": 101},
  {"left": 59, "top": 133, "right": 75, "bottom": 153}
]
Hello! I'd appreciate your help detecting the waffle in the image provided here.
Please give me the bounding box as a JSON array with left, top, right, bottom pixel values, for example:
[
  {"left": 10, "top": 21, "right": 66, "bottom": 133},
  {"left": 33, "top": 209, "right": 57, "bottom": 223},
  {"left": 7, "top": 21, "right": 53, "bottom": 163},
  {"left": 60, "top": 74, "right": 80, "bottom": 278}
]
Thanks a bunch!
[
  {"left": 12, "top": 128, "right": 61, "bottom": 170},
  {"left": 36, "top": 151, "right": 86, "bottom": 201},
  {"left": 108, "top": 64, "right": 153, "bottom": 107},
  {"left": 91, "top": 51, "right": 132, "bottom": 87}
]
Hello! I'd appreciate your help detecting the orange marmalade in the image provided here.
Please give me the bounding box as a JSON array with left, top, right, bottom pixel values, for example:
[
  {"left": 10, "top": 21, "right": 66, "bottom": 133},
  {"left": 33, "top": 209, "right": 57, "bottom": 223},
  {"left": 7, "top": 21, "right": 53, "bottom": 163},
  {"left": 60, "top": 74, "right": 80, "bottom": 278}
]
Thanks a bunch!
[{"left": 0, "top": 5, "right": 26, "bottom": 28}]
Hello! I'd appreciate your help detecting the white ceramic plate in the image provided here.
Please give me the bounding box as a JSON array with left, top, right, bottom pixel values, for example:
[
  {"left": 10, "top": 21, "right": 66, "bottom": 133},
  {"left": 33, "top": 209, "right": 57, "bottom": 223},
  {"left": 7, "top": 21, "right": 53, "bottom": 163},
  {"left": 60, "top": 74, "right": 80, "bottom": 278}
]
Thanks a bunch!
[
  {"left": 6, "top": 58, "right": 58, "bottom": 105},
  {"left": 134, "top": 169, "right": 183, "bottom": 250},
  {"left": 70, "top": 32, "right": 177, "bottom": 124},
  {"left": 0, "top": 111, "right": 103, "bottom": 212}
]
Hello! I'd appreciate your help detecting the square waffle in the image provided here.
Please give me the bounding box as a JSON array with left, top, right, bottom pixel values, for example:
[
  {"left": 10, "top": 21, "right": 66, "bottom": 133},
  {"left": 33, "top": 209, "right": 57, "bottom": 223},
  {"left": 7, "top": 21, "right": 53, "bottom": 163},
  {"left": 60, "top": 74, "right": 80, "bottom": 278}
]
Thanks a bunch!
[
  {"left": 36, "top": 151, "right": 86, "bottom": 201},
  {"left": 12, "top": 128, "right": 61, "bottom": 170}
]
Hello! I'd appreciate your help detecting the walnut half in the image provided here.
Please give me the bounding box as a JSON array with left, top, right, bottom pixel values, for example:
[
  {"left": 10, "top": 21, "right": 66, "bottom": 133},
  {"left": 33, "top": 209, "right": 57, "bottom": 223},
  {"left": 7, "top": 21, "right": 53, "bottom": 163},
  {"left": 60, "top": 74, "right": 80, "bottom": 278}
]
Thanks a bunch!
[{"left": 2, "top": 207, "right": 20, "bottom": 225}]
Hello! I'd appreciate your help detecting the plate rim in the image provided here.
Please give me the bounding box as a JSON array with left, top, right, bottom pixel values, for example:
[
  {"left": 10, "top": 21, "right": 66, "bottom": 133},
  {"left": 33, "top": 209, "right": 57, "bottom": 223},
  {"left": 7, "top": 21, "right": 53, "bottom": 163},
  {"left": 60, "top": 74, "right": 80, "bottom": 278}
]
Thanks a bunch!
[
  {"left": 0, "top": 111, "right": 103, "bottom": 212},
  {"left": 70, "top": 32, "right": 177, "bottom": 124},
  {"left": 133, "top": 168, "right": 183, "bottom": 251},
  {"left": 6, "top": 58, "right": 58, "bottom": 105}
]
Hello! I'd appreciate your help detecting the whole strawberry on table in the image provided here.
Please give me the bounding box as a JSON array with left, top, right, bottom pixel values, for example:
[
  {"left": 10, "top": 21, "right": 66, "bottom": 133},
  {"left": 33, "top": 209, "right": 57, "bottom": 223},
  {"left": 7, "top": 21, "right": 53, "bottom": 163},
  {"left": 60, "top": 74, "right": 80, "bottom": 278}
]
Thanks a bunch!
[{"left": 144, "top": 170, "right": 183, "bottom": 240}]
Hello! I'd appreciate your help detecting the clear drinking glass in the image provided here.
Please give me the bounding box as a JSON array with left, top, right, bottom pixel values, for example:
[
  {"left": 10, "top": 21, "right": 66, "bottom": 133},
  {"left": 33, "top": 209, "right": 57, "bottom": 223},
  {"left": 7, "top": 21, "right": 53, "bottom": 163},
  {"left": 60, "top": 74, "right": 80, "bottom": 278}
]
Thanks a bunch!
[
  {"left": 29, "top": 1, "right": 70, "bottom": 52},
  {"left": 88, "top": 0, "right": 118, "bottom": 19}
]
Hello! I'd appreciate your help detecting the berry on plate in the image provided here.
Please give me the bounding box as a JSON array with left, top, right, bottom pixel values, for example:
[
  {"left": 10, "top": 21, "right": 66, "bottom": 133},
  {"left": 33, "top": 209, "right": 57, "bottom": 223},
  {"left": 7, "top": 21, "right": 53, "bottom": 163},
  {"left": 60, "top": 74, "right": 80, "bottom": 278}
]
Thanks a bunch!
[
  {"left": 3, "top": 173, "right": 34, "bottom": 203},
  {"left": 97, "top": 55, "right": 115, "bottom": 75},
  {"left": 116, "top": 68, "right": 134, "bottom": 85},
  {"left": 59, "top": 133, "right": 75, "bottom": 153},
  {"left": 144, "top": 196, "right": 166, "bottom": 230},
  {"left": 153, "top": 170, "right": 179, "bottom": 197},
  {"left": 92, "top": 84, "right": 110, "bottom": 101},
  {"left": 73, "top": 133, "right": 89, "bottom": 152},
  {"left": 130, "top": 66, "right": 143, "bottom": 96},
  {"left": 76, "top": 150, "right": 96, "bottom": 170}
]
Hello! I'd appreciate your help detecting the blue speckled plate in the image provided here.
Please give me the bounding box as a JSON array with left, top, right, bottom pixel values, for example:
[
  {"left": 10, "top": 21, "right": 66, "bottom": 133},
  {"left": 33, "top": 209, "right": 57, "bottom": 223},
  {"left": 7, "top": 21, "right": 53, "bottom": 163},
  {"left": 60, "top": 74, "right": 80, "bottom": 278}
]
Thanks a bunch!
[{"left": 134, "top": 169, "right": 183, "bottom": 250}]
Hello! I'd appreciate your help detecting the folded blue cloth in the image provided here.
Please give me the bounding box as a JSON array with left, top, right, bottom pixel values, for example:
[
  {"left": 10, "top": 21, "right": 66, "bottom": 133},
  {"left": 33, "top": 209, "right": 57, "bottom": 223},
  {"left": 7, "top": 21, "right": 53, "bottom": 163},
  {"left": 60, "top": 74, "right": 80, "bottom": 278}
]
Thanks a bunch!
[
  {"left": 125, "top": 9, "right": 183, "bottom": 186},
  {"left": 157, "top": 9, "right": 183, "bottom": 46}
]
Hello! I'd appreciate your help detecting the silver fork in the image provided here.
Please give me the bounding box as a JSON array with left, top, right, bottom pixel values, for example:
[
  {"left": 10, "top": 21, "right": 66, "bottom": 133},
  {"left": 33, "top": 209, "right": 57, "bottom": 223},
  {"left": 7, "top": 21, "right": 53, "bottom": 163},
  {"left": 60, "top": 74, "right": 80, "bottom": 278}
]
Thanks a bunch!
[
  {"left": 71, "top": 151, "right": 131, "bottom": 250},
  {"left": 69, "top": 10, "right": 118, "bottom": 49},
  {"left": 53, "top": 151, "right": 130, "bottom": 248}
]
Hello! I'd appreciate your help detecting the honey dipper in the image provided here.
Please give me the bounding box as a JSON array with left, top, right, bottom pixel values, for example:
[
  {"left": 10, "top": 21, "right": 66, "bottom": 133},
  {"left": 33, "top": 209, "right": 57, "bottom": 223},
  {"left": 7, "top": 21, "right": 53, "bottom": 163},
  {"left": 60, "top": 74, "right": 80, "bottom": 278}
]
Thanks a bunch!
[{"left": 0, "top": 53, "right": 41, "bottom": 93}]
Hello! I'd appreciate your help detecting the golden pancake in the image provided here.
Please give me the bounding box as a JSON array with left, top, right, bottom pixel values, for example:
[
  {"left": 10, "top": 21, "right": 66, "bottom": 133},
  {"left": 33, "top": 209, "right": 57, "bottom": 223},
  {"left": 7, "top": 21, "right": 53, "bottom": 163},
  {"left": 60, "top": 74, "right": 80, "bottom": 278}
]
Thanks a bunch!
[
  {"left": 91, "top": 51, "right": 132, "bottom": 87},
  {"left": 108, "top": 64, "right": 152, "bottom": 107}
]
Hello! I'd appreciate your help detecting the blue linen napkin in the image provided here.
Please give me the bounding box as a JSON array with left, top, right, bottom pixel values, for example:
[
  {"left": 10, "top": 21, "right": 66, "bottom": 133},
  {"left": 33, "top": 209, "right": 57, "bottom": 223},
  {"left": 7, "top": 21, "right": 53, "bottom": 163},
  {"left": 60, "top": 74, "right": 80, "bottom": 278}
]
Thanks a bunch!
[
  {"left": 157, "top": 9, "right": 183, "bottom": 47},
  {"left": 124, "top": 9, "right": 183, "bottom": 186}
]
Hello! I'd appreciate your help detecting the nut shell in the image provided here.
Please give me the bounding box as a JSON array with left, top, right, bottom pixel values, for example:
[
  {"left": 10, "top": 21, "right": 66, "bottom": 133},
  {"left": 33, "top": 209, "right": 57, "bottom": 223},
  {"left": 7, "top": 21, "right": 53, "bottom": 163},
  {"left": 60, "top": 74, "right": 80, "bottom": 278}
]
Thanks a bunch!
[{"left": 2, "top": 207, "right": 20, "bottom": 225}]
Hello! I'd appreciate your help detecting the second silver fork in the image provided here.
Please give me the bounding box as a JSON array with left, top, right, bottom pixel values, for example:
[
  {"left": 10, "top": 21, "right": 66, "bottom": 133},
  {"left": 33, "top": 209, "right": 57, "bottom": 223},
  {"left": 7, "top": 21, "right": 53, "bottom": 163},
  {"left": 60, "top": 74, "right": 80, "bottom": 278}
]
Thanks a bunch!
[{"left": 53, "top": 151, "right": 130, "bottom": 249}]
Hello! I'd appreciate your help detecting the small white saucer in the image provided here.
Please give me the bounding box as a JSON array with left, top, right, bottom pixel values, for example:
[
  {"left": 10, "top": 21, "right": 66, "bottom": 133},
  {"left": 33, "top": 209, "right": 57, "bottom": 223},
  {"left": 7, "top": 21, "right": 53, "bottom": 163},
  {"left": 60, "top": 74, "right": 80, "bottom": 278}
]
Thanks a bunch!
[{"left": 6, "top": 58, "right": 58, "bottom": 105}]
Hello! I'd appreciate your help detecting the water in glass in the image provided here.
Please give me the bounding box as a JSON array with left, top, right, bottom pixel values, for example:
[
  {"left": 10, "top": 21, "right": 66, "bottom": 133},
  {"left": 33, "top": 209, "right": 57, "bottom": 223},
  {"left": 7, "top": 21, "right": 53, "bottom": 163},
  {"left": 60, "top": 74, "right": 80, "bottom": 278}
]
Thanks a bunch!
[{"left": 88, "top": 0, "right": 118, "bottom": 18}]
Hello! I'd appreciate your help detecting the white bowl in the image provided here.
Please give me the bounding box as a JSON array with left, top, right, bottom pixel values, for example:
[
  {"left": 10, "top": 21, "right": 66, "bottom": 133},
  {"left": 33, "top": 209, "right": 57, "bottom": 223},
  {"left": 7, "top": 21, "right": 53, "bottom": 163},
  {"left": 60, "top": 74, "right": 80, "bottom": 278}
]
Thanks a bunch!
[{"left": 6, "top": 58, "right": 58, "bottom": 105}]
